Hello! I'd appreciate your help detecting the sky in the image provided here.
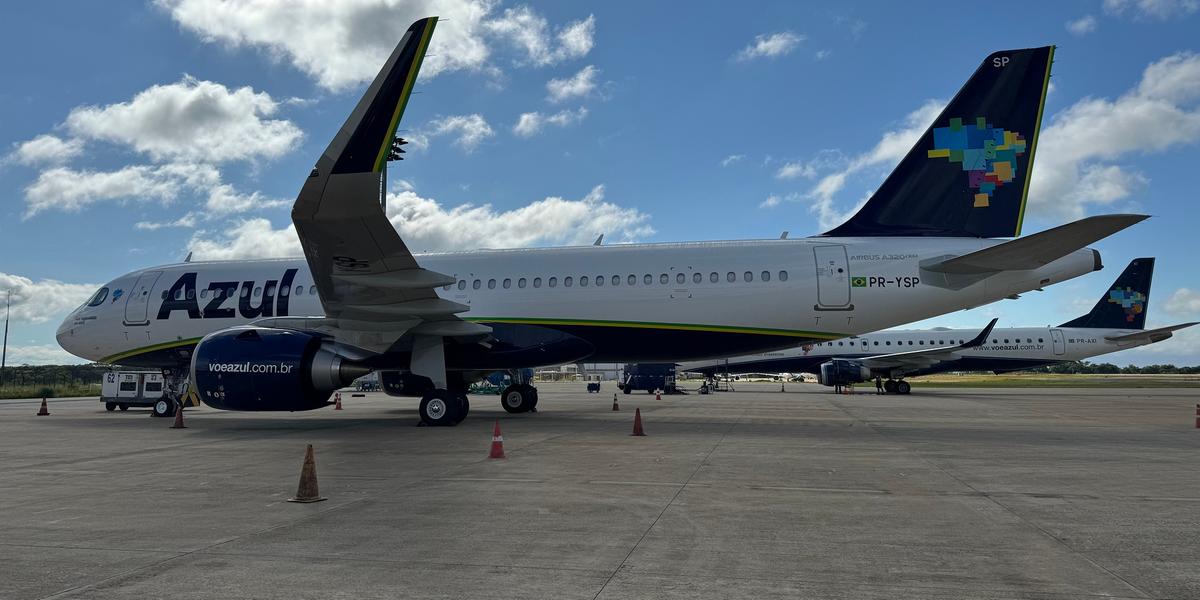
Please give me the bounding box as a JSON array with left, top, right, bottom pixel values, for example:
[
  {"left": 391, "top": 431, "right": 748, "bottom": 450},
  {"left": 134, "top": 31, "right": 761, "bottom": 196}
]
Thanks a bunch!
[{"left": 1, "top": 0, "right": 1199, "bottom": 367}]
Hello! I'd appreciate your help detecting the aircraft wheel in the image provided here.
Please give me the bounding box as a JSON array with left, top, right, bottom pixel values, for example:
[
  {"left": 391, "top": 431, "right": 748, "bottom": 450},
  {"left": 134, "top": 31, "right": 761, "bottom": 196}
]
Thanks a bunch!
[
  {"left": 453, "top": 394, "right": 470, "bottom": 424},
  {"left": 623, "top": 387, "right": 631, "bottom": 395},
  {"left": 884, "top": 380, "right": 898, "bottom": 394},
  {"left": 896, "top": 380, "right": 911, "bottom": 395},
  {"left": 419, "top": 390, "right": 460, "bottom": 426},
  {"left": 526, "top": 385, "right": 539, "bottom": 410},
  {"left": 105, "top": 402, "right": 116, "bottom": 412},
  {"left": 152, "top": 398, "right": 176, "bottom": 418},
  {"left": 118, "top": 404, "right": 129, "bottom": 411},
  {"left": 500, "top": 385, "right": 533, "bottom": 413}
]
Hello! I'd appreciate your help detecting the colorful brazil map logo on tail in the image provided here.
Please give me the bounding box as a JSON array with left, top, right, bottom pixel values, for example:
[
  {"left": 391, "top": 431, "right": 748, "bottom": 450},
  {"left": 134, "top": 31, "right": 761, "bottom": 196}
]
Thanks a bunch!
[
  {"left": 927, "top": 117, "right": 1027, "bottom": 208},
  {"left": 1107, "top": 286, "right": 1146, "bottom": 323}
]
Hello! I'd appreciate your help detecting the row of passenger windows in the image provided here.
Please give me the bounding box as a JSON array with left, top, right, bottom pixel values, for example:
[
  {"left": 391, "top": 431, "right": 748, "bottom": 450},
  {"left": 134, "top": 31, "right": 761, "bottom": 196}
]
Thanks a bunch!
[
  {"left": 819, "top": 336, "right": 1046, "bottom": 348},
  {"left": 448, "top": 270, "right": 790, "bottom": 291},
  {"left": 162, "top": 285, "right": 319, "bottom": 301}
]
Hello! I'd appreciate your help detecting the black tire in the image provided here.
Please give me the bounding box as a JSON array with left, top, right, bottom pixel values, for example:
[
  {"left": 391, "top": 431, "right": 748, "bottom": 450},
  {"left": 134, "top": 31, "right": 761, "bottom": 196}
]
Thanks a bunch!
[
  {"left": 118, "top": 404, "right": 129, "bottom": 411},
  {"left": 105, "top": 402, "right": 116, "bottom": 412},
  {"left": 500, "top": 385, "right": 532, "bottom": 413},
  {"left": 884, "top": 380, "right": 898, "bottom": 394},
  {"left": 526, "top": 385, "right": 539, "bottom": 409},
  {"left": 453, "top": 394, "right": 470, "bottom": 424},
  {"left": 623, "top": 387, "right": 631, "bottom": 395},
  {"left": 419, "top": 390, "right": 460, "bottom": 426},
  {"left": 152, "top": 398, "right": 176, "bottom": 418},
  {"left": 896, "top": 380, "right": 912, "bottom": 395}
]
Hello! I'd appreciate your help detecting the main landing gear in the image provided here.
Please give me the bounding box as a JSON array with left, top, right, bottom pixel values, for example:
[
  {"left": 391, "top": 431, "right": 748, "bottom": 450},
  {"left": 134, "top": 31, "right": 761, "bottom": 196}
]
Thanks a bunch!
[
  {"left": 500, "top": 384, "right": 539, "bottom": 414},
  {"left": 883, "top": 379, "right": 911, "bottom": 395},
  {"left": 418, "top": 390, "right": 470, "bottom": 427}
]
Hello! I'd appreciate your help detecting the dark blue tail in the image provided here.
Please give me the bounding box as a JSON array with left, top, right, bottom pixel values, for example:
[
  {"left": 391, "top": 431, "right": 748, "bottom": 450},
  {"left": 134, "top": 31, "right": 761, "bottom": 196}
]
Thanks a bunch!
[
  {"left": 1060, "top": 258, "right": 1154, "bottom": 329},
  {"left": 824, "top": 46, "right": 1054, "bottom": 238}
]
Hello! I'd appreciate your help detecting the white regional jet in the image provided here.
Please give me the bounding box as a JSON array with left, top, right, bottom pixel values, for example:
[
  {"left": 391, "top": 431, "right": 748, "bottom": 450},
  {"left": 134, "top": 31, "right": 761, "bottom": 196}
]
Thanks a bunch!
[
  {"left": 58, "top": 18, "right": 1145, "bottom": 425},
  {"left": 681, "top": 258, "right": 1196, "bottom": 394}
]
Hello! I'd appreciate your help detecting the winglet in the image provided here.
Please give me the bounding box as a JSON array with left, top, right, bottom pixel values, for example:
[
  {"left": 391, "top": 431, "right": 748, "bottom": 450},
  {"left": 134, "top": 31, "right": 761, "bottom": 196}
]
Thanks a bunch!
[{"left": 963, "top": 318, "right": 999, "bottom": 348}]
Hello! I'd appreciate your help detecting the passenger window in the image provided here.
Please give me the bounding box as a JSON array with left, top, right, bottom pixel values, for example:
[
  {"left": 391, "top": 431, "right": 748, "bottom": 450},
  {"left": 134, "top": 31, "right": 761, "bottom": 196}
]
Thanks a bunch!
[
  {"left": 265, "top": 283, "right": 275, "bottom": 296},
  {"left": 644, "top": 274, "right": 652, "bottom": 285},
  {"left": 279, "top": 285, "right": 289, "bottom": 297},
  {"left": 502, "top": 278, "right": 511, "bottom": 289},
  {"left": 487, "top": 279, "right": 496, "bottom": 289},
  {"left": 710, "top": 272, "right": 718, "bottom": 283},
  {"left": 579, "top": 276, "right": 588, "bottom": 287},
  {"left": 838, "top": 341, "right": 843, "bottom": 346},
  {"left": 200, "top": 289, "right": 208, "bottom": 299},
  {"left": 761, "top": 271, "right": 770, "bottom": 282},
  {"left": 595, "top": 276, "right": 604, "bottom": 287},
  {"left": 744, "top": 271, "right": 753, "bottom": 282},
  {"left": 309, "top": 285, "right": 317, "bottom": 295},
  {"left": 457, "top": 280, "right": 466, "bottom": 290},
  {"left": 919, "top": 341, "right": 924, "bottom": 345},
  {"left": 693, "top": 272, "right": 702, "bottom": 284},
  {"left": 473, "top": 280, "right": 481, "bottom": 290},
  {"left": 565, "top": 277, "right": 573, "bottom": 287},
  {"left": 660, "top": 274, "right": 668, "bottom": 285},
  {"left": 886, "top": 341, "right": 891, "bottom": 345},
  {"left": 186, "top": 289, "right": 195, "bottom": 300},
  {"left": 533, "top": 277, "right": 542, "bottom": 288},
  {"left": 1004, "top": 339, "right": 1009, "bottom": 344},
  {"left": 87, "top": 287, "right": 109, "bottom": 307},
  {"left": 1026, "top": 338, "right": 1032, "bottom": 343},
  {"left": 612, "top": 275, "right": 620, "bottom": 286},
  {"left": 296, "top": 286, "right": 303, "bottom": 296},
  {"left": 1038, "top": 338, "right": 1044, "bottom": 343},
  {"left": 779, "top": 270, "right": 788, "bottom": 282},
  {"left": 241, "top": 286, "right": 250, "bottom": 298},
  {"left": 992, "top": 339, "right": 997, "bottom": 344},
  {"left": 676, "top": 273, "right": 685, "bottom": 285},
  {"left": 549, "top": 277, "right": 558, "bottom": 288},
  {"left": 253, "top": 286, "right": 262, "bottom": 297},
  {"left": 873, "top": 341, "right": 879, "bottom": 346},
  {"left": 175, "top": 289, "right": 184, "bottom": 300},
  {"left": 727, "top": 272, "right": 735, "bottom": 283},
  {"left": 518, "top": 278, "right": 527, "bottom": 288},
  {"left": 161, "top": 291, "right": 168, "bottom": 300}
]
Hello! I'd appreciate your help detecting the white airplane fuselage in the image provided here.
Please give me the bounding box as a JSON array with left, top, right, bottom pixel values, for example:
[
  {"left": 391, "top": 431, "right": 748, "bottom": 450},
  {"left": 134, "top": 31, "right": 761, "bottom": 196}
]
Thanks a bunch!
[{"left": 58, "top": 237, "right": 1100, "bottom": 369}]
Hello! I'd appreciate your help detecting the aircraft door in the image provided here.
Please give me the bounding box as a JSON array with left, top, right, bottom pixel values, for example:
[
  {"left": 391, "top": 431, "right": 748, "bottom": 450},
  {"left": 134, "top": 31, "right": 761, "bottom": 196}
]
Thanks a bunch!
[
  {"left": 813, "top": 245, "right": 852, "bottom": 310},
  {"left": 1050, "top": 328, "right": 1066, "bottom": 356},
  {"left": 124, "top": 270, "right": 162, "bottom": 326}
]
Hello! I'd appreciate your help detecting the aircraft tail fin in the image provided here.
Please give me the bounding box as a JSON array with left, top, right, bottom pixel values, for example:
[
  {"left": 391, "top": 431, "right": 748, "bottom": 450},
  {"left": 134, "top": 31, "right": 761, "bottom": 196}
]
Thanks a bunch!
[
  {"left": 824, "top": 46, "right": 1054, "bottom": 238},
  {"left": 1060, "top": 257, "right": 1155, "bottom": 329}
]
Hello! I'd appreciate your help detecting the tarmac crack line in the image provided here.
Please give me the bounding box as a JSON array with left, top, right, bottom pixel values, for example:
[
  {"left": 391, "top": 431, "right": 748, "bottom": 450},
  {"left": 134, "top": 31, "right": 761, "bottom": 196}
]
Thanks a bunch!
[
  {"left": 826, "top": 397, "right": 1155, "bottom": 600},
  {"left": 589, "top": 410, "right": 743, "bottom": 600}
]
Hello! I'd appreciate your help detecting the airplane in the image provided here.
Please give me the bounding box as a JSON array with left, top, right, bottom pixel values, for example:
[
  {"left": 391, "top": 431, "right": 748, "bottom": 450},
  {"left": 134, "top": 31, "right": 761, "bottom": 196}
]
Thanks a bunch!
[
  {"left": 57, "top": 17, "right": 1147, "bottom": 425},
  {"left": 680, "top": 258, "right": 1197, "bottom": 394}
]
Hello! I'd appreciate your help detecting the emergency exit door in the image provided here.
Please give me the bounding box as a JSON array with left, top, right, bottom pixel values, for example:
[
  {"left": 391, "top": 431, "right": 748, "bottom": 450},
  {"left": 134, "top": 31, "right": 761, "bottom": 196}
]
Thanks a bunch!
[
  {"left": 1050, "top": 328, "right": 1066, "bottom": 356},
  {"left": 124, "top": 271, "right": 162, "bottom": 326},
  {"left": 813, "top": 245, "right": 852, "bottom": 310}
]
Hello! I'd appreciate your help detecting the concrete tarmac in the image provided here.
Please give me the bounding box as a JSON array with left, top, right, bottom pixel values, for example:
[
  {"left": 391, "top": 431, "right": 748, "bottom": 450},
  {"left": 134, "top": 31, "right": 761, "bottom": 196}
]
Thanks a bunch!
[{"left": 1, "top": 382, "right": 1198, "bottom": 599}]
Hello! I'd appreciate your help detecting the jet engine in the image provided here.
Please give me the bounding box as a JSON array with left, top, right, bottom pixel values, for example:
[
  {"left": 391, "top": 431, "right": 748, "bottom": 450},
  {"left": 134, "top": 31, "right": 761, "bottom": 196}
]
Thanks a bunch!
[
  {"left": 190, "top": 326, "right": 369, "bottom": 411},
  {"left": 817, "top": 359, "right": 872, "bottom": 387}
]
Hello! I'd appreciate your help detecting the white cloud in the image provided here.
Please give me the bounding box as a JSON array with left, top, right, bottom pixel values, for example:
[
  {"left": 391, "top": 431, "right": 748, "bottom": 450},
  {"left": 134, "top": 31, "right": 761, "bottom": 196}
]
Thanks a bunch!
[
  {"left": 9, "top": 135, "right": 83, "bottom": 166},
  {"left": 814, "top": 49, "right": 832, "bottom": 61},
  {"left": 23, "top": 163, "right": 284, "bottom": 218},
  {"left": 157, "top": 1, "right": 593, "bottom": 90},
  {"left": 546, "top": 65, "right": 597, "bottom": 103},
  {"left": 1103, "top": 0, "right": 1198, "bottom": 19},
  {"left": 424, "top": 114, "right": 494, "bottom": 151},
  {"left": 0, "top": 273, "right": 97, "bottom": 324},
  {"left": 759, "top": 195, "right": 782, "bottom": 209},
  {"left": 1066, "top": 15, "right": 1098, "bottom": 35},
  {"left": 1030, "top": 52, "right": 1200, "bottom": 219},
  {"left": 2, "top": 344, "right": 86, "bottom": 366},
  {"left": 485, "top": 8, "right": 594, "bottom": 67},
  {"left": 720, "top": 154, "right": 745, "bottom": 167},
  {"left": 775, "top": 161, "right": 817, "bottom": 180},
  {"left": 512, "top": 107, "right": 588, "bottom": 138},
  {"left": 188, "top": 184, "right": 653, "bottom": 259},
  {"left": 736, "top": 32, "right": 804, "bottom": 61},
  {"left": 63, "top": 76, "right": 301, "bottom": 164},
  {"left": 1164, "top": 288, "right": 1200, "bottom": 316},
  {"left": 135, "top": 212, "right": 201, "bottom": 231}
]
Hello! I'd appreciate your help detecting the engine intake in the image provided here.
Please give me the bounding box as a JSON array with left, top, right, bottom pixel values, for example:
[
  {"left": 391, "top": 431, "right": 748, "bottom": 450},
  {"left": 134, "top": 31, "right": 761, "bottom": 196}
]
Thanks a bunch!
[
  {"left": 817, "top": 359, "right": 871, "bottom": 387},
  {"left": 190, "top": 326, "right": 370, "bottom": 411}
]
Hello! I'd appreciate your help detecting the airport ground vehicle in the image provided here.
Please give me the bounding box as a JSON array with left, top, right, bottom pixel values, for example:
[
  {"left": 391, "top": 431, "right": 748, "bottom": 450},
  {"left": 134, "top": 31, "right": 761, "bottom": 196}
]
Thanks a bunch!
[
  {"left": 620, "top": 363, "right": 677, "bottom": 394},
  {"left": 100, "top": 370, "right": 164, "bottom": 412}
]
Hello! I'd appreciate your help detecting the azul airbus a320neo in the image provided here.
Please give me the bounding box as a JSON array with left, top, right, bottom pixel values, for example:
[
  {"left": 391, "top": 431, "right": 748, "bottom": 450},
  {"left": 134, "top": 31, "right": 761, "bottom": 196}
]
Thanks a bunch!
[
  {"left": 681, "top": 258, "right": 1196, "bottom": 393},
  {"left": 58, "top": 17, "right": 1145, "bottom": 425}
]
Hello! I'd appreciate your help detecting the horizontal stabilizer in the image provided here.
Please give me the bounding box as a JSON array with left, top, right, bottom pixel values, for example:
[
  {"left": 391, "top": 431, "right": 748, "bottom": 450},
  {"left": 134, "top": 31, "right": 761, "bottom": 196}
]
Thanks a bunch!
[
  {"left": 1105, "top": 322, "right": 1197, "bottom": 343},
  {"left": 923, "top": 214, "right": 1147, "bottom": 275}
]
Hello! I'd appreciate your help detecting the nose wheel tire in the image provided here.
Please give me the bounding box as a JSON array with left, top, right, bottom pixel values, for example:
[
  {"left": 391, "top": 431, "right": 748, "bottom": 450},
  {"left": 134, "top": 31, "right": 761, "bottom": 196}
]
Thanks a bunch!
[
  {"left": 500, "top": 384, "right": 537, "bottom": 413},
  {"left": 419, "top": 390, "right": 461, "bottom": 426},
  {"left": 896, "top": 380, "right": 912, "bottom": 395},
  {"left": 152, "top": 399, "right": 177, "bottom": 418}
]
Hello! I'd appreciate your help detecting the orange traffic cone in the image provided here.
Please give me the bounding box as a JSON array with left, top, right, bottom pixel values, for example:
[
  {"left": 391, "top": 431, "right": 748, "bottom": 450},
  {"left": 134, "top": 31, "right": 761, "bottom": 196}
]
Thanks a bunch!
[
  {"left": 36, "top": 398, "right": 49, "bottom": 416},
  {"left": 631, "top": 407, "right": 646, "bottom": 436},
  {"left": 170, "top": 406, "right": 186, "bottom": 429},
  {"left": 655, "top": 390, "right": 661, "bottom": 400},
  {"left": 334, "top": 392, "right": 343, "bottom": 411},
  {"left": 612, "top": 393, "right": 620, "bottom": 411},
  {"left": 489, "top": 420, "right": 506, "bottom": 459},
  {"left": 288, "top": 444, "right": 326, "bottom": 503}
]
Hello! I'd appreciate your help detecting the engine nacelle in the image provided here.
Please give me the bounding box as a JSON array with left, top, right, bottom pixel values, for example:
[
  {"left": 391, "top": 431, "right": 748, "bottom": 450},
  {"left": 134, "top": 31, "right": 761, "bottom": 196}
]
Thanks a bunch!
[
  {"left": 817, "top": 359, "right": 871, "bottom": 387},
  {"left": 190, "top": 326, "right": 369, "bottom": 411}
]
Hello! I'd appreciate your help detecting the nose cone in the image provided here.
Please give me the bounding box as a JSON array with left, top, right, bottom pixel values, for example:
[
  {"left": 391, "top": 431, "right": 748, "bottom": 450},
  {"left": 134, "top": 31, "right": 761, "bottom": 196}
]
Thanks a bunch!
[{"left": 56, "top": 315, "right": 74, "bottom": 352}]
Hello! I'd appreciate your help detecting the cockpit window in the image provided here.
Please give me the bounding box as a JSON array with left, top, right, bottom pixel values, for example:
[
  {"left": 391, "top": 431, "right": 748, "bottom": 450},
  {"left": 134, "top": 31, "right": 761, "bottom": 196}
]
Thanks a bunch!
[{"left": 86, "top": 287, "right": 109, "bottom": 307}]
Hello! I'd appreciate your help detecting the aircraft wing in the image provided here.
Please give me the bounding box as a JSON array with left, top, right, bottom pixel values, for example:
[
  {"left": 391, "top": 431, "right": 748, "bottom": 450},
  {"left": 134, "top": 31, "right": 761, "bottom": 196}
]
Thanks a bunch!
[
  {"left": 289, "top": 17, "right": 490, "bottom": 352},
  {"left": 1104, "top": 322, "right": 1198, "bottom": 344},
  {"left": 858, "top": 318, "right": 997, "bottom": 372}
]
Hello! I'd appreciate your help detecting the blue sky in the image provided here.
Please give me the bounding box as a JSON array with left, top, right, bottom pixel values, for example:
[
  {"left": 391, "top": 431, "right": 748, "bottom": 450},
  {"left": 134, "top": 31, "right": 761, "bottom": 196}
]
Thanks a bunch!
[{"left": 2, "top": 0, "right": 1199, "bottom": 366}]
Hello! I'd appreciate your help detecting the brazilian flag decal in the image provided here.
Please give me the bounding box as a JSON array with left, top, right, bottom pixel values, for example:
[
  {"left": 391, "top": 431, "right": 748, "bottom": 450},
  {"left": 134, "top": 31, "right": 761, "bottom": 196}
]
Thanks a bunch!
[{"left": 851, "top": 277, "right": 867, "bottom": 288}]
